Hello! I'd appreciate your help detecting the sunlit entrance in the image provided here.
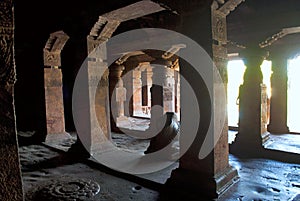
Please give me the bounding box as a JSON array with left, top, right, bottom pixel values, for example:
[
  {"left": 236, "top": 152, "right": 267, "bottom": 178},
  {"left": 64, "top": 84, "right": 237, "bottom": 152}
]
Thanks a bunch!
[
  {"left": 287, "top": 55, "right": 300, "bottom": 133},
  {"left": 227, "top": 59, "right": 272, "bottom": 128}
]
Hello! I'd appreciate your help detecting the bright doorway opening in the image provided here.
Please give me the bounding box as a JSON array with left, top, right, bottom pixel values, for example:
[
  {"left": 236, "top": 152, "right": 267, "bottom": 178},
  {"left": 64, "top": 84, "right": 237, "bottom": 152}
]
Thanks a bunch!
[
  {"left": 287, "top": 55, "right": 300, "bottom": 133},
  {"left": 227, "top": 60, "right": 272, "bottom": 128}
]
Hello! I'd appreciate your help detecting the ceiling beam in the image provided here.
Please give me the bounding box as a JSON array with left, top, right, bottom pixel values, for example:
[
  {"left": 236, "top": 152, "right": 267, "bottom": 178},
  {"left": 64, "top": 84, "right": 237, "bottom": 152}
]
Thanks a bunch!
[{"left": 259, "top": 26, "right": 300, "bottom": 48}]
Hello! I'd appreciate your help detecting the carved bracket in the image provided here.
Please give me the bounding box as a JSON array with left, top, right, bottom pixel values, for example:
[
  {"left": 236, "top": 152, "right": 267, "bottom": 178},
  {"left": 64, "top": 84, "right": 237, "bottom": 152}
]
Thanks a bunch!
[
  {"left": 162, "top": 44, "right": 186, "bottom": 60},
  {"left": 216, "top": 0, "right": 245, "bottom": 16},
  {"left": 43, "top": 31, "right": 69, "bottom": 67},
  {"left": 87, "top": 1, "right": 165, "bottom": 55}
]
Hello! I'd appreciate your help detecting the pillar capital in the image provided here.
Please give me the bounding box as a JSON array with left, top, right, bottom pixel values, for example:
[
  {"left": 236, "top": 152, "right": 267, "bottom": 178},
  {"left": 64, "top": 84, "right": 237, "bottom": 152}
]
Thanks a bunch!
[
  {"left": 43, "top": 31, "right": 69, "bottom": 67},
  {"left": 240, "top": 46, "right": 268, "bottom": 66}
]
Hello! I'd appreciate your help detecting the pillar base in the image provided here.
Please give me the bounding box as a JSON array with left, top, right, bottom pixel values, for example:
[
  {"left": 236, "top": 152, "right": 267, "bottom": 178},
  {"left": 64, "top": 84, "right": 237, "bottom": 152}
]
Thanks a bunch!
[
  {"left": 229, "top": 134, "right": 266, "bottom": 156},
  {"left": 45, "top": 132, "right": 72, "bottom": 142},
  {"left": 165, "top": 165, "right": 238, "bottom": 199},
  {"left": 267, "top": 124, "right": 290, "bottom": 134},
  {"left": 44, "top": 132, "right": 74, "bottom": 151}
]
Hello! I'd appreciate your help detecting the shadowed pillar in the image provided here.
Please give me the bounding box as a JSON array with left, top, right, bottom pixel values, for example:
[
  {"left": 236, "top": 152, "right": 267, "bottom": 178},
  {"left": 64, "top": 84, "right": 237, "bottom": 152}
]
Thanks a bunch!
[
  {"left": 0, "top": 1, "right": 24, "bottom": 200},
  {"left": 163, "top": 68, "right": 175, "bottom": 113},
  {"left": 268, "top": 54, "right": 290, "bottom": 134},
  {"left": 109, "top": 64, "right": 124, "bottom": 133},
  {"left": 166, "top": 1, "right": 239, "bottom": 199},
  {"left": 230, "top": 47, "right": 269, "bottom": 154},
  {"left": 150, "top": 64, "right": 168, "bottom": 126},
  {"left": 43, "top": 31, "right": 70, "bottom": 142},
  {"left": 123, "top": 69, "right": 134, "bottom": 117}
]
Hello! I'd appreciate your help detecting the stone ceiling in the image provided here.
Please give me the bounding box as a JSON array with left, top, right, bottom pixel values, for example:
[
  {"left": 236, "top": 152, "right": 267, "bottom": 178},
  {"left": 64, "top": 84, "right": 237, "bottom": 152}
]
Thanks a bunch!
[{"left": 226, "top": 0, "right": 300, "bottom": 50}]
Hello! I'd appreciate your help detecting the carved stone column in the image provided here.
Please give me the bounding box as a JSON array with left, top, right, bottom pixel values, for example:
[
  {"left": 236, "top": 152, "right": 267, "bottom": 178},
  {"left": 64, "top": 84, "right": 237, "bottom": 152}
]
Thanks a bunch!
[
  {"left": 267, "top": 54, "right": 290, "bottom": 134},
  {"left": 163, "top": 68, "right": 175, "bottom": 113},
  {"left": 230, "top": 47, "right": 269, "bottom": 153},
  {"left": 0, "top": 1, "right": 24, "bottom": 200},
  {"left": 132, "top": 68, "right": 143, "bottom": 116},
  {"left": 166, "top": 2, "right": 238, "bottom": 199},
  {"left": 174, "top": 69, "right": 180, "bottom": 116},
  {"left": 150, "top": 64, "right": 167, "bottom": 126},
  {"left": 43, "top": 31, "right": 69, "bottom": 142},
  {"left": 123, "top": 69, "right": 134, "bottom": 117},
  {"left": 141, "top": 64, "right": 153, "bottom": 115},
  {"left": 72, "top": 36, "right": 111, "bottom": 155},
  {"left": 109, "top": 64, "right": 124, "bottom": 132}
]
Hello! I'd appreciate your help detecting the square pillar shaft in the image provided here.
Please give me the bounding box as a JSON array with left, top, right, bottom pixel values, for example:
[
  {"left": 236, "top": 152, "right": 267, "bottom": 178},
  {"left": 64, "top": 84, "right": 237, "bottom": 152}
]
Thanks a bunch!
[
  {"left": 0, "top": 1, "right": 24, "bottom": 200},
  {"left": 166, "top": 2, "right": 237, "bottom": 199},
  {"left": 44, "top": 68, "right": 66, "bottom": 136},
  {"left": 109, "top": 64, "right": 124, "bottom": 133},
  {"left": 123, "top": 70, "right": 134, "bottom": 117},
  {"left": 268, "top": 56, "right": 289, "bottom": 134}
]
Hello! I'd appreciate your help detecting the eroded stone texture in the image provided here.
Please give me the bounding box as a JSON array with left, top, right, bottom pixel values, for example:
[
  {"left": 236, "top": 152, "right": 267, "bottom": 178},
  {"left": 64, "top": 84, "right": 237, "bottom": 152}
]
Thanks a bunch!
[
  {"left": 44, "top": 68, "right": 65, "bottom": 135},
  {"left": 0, "top": 1, "right": 24, "bottom": 200}
]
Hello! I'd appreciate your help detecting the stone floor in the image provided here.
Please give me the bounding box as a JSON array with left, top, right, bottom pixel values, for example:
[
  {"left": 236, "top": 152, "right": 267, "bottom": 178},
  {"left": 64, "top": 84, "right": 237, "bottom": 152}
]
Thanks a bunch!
[
  {"left": 18, "top": 129, "right": 300, "bottom": 201},
  {"left": 264, "top": 133, "right": 300, "bottom": 154}
]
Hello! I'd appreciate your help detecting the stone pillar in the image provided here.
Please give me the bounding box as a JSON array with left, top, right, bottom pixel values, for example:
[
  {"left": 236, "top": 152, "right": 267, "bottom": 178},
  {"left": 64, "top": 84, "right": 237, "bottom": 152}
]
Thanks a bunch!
[
  {"left": 132, "top": 68, "right": 143, "bottom": 116},
  {"left": 174, "top": 69, "right": 180, "bottom": 116},
  {"left": 267, "top": 55, "right": 290, "bottom": 134},
  {"left": 72, "top": 38, "right": 111, "bottom": 155},
  {"left": 123, "top": 69, "right": 134, "bottom": 117},
  {"left": 0, "top": 1, "right": 24, "bottom": 200},
  {"left": 141, "top": 69, "right": 148, "bottom": 107},
  {"left": 230, "top": 47, "right": 269, "bottom": 153},
  {"left": 141, "top": 65, "right": 153, "bottom": 116},
  {"left": 163, "top": 68, "right": 175, "bottom": 113},
  {"left": 166, "top": 2, "right": 238, "bottom": 199},
  {"left": 109, "top": 64, "right": 124, "bottom": 132},
  {"left": 43, "top": 31, "right": 69, "bottom": 142},
  {"left": 150, "top": 65, "right": 167, "bottom": 126}
]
